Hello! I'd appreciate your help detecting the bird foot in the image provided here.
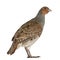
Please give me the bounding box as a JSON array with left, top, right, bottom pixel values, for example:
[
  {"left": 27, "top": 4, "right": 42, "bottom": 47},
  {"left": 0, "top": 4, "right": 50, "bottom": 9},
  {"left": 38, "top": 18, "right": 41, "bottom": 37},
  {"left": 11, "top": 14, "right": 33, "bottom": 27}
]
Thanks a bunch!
[{"left": 27, "top": 56, "right": 40, "bottom": 58}]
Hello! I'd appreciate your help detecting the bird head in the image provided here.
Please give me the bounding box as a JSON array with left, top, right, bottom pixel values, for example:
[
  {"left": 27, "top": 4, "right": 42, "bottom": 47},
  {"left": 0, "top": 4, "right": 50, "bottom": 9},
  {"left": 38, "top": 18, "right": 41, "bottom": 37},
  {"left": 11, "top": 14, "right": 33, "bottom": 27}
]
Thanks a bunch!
[{"left": 40, "top": 6, "right": 51, "bottom": 15}]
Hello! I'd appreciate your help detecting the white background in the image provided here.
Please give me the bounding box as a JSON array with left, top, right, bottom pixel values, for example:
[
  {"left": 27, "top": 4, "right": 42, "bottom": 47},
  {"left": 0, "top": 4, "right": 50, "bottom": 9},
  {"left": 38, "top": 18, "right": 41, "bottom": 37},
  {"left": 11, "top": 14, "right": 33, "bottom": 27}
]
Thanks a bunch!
[{"left": 0, "top": 0, "right": 60, "bottom": 60}]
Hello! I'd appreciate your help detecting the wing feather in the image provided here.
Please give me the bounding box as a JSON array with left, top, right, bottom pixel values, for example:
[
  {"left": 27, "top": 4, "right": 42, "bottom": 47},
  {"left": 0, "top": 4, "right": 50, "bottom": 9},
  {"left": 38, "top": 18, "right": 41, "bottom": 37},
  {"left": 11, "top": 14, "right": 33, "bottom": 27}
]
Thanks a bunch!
[{"left": 12, "top": 20, "right": 43, "bottom": 42}]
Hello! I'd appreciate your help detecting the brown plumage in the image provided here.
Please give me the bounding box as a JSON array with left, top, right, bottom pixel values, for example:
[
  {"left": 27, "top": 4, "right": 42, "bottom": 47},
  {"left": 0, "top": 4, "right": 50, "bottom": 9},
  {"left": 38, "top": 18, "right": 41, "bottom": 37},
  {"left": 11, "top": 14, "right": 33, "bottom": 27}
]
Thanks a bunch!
[
  {"left": 7, "top": 6, "right": 51, "bottom": 58},
  {"left": 7, "top": 41, "right": 18, "bottom": 55},
  {"left": 7, "top": 20, "right": 42, "bottom": 55}
]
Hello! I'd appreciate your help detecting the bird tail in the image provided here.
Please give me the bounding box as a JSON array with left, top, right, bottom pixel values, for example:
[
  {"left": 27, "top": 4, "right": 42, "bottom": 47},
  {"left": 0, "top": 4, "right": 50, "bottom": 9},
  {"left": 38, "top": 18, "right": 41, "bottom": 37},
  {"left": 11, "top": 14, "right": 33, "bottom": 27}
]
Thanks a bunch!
[{"left": 7, "top": 41, "right": 18, "bottom": 55}]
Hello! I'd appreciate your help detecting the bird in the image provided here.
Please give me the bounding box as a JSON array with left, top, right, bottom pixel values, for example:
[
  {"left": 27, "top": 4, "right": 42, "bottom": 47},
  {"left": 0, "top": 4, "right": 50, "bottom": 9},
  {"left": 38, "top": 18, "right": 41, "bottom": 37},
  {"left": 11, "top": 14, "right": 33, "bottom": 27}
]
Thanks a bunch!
[{"left": 7, "top": 6, "right": 51, "bottom": 58}]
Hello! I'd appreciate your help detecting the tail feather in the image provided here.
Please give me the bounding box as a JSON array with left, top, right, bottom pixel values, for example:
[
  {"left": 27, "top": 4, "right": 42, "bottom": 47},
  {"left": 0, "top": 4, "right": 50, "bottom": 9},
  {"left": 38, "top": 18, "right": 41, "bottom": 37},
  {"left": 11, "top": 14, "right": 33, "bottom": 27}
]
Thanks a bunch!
[{"left": 7, "top": 41, "right": 18, "bottom": 55}]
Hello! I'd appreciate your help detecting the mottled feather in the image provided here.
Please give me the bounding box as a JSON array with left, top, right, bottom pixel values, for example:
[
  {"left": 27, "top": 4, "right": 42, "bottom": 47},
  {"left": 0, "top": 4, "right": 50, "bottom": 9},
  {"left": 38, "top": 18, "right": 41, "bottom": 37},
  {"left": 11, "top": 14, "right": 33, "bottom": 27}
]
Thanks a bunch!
[{"left": 12, "top": 18, "right": 43, "bottom": 43}]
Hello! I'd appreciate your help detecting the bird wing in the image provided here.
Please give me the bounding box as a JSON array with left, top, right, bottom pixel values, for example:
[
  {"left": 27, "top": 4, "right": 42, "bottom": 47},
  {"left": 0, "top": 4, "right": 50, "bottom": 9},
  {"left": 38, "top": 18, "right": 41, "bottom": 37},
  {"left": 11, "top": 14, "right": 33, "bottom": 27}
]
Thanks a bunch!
[{"left": 12, "top": 20, "right": 43, "bottom": 43}]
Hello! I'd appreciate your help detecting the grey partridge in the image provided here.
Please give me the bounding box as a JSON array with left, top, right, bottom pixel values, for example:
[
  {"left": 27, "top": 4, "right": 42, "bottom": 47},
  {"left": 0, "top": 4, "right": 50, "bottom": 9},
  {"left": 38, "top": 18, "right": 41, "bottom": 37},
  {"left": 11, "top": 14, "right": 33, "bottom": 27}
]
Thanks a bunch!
[{"left": 7, "top": 6, "right": 51, "bottom": 58}]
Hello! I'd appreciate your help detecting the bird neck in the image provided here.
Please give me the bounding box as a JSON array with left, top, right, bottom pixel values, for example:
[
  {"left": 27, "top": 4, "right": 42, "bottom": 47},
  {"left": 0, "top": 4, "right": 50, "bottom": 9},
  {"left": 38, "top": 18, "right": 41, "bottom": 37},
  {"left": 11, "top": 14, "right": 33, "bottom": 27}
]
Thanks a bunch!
[{"left": 36, "top": 11, "right": 45, "bottom": 27}]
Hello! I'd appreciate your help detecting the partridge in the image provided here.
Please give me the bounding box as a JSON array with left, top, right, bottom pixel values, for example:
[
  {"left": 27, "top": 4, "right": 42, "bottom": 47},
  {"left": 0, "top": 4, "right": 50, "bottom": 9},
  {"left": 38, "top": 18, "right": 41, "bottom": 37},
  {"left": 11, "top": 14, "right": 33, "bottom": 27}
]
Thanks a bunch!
[{"left": 7, "top": 6, "right": 51, "bottom": 58}]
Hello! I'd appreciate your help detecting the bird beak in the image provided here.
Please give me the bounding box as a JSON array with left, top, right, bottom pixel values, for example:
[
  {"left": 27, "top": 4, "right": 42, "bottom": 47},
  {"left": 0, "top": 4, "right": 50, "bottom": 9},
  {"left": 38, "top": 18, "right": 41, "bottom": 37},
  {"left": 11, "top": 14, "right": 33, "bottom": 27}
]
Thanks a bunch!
[{"left": 48, "top": 9, "right": 52, "bottom": 12}]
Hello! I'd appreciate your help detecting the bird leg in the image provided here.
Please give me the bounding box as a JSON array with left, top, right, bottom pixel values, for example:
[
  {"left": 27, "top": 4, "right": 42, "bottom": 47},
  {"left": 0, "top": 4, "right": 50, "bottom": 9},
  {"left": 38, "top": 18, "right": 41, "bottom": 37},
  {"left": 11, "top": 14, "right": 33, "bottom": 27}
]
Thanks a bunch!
[{"left": 25, "top": 47, "right": 40, "bottom": 58}]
